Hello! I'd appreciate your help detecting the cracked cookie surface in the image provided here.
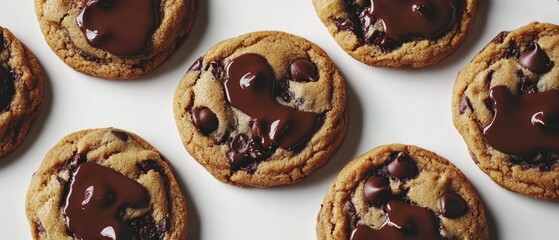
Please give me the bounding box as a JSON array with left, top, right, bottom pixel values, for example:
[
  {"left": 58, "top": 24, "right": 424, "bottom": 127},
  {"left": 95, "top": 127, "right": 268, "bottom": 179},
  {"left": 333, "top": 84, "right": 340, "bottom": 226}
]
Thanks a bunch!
[
  {"left": 0, "top": 26, "right": 43, "bottom": 158},
  {"left": 34, "top": 0, "right": 196, "bottom": 79},
  {"left": 317, "top": 144, "right": 488, "bottom": 240},
  {"left": 25, "top": 128, "right": 187, "bottom": 239},
  {"left": 174, "top": 31, "right": 348, "bottom": 187},
  {"left": 312, "top": 0, "right": 478, "bottom": 68},
  {"left": 452, "top": 22, "right": 559, "bottom": 199}
]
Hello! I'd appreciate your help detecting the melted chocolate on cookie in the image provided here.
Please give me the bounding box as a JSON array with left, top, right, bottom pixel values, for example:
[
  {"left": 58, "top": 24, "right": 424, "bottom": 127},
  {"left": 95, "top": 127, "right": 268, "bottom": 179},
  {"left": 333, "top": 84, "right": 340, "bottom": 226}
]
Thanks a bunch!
[
  {"left": 484, "top": 86, "right": 559, "bottom": 157},
  {"left": 63, "top": 162, "right": 149, "bottom": 240},
  {"left": 76, "top": 0, "right": 159, "bottom": 57},
  {"left": 223, "top": 53, "right": 321, "bottom": 169},
  {"left": 351, "top": 151, "right": 464, "bottom": 240},
  {"left": 519, "top": 43, "right": 554, "bottom": 74}
]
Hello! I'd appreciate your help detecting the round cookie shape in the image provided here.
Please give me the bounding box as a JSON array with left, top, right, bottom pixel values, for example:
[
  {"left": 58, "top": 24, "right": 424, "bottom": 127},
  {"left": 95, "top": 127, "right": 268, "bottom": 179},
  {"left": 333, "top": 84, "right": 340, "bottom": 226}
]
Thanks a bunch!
[
  {"left": 34, "top": 0, "right": 196, "bottom": 79},
  {"left": 174, "top": 31, "right": 348, "bottom": 187},
  {"left": 452, "top": 22, "right": 559, "bottom": 199},
  {"left": 312, "top": 0, "right": 478, "bottom": 68},
  {"left": 317, "top": 144, "right": 488, "bottom": 240},
  {"left": 25, "top": 128, "right": 187, "bottom": 239},
  {"left": 0, "top": 26, "right": 44, "bottom": 158}
]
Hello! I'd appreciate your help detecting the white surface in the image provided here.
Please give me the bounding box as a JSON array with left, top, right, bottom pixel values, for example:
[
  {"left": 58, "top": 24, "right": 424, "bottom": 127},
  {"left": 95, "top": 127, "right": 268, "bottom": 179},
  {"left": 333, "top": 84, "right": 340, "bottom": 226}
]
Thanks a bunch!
[{"left": 0, "top": 0, "right": 558, "bottom": 239}]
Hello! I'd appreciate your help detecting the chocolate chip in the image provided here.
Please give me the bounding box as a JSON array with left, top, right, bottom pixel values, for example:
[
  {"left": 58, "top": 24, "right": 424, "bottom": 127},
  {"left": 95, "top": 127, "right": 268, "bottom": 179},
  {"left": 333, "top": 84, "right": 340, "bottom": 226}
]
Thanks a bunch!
[
  {"left": 491, "top": 31, "right": 509, "bottom": 44},
  {"left": 519, "top": 42, "right": 554, "bottom": 74},
  {"left": 111, "top": 129, "right": 129, "bottom": 141},
  {"left": 363, "top": 176, "right": 393, "bottom": 207},
  {"left": 459, "top": 94, "right": 472, "bottom": 114},
  {"left": 275, "top": 80, "right": 293, "bottom": 102},
  {"left": 289, "top": 58, "right": 319, "bottom": 82},
  {"left": 136, "top": 160, "right": 164, "bottom": 174},
  {"left": 0, "top": 66, "right": 15, "bottom": 112},
  {"left": 188, "top": 56, "right": 203, "bottom": 72},
  {"left": 128, "top": 214, "right": 163, "bottom": 240},
  {"left": 438, "top": 192, "right": 468, "bottom": 218},
  {"left": 227, "top": 134, "right": 272, "bottom": 171},
  {"left": 191, "top": 107, "right": 219, "bottom": 135},
  {"left": 484, "top": 97, "right": 495, "bottom": 115},
  {"left": 517, "top": 70, "right": 538, "bottom": 95},
  {"left": 332, "top": 17, "right": 355, "bottom": 32},
  {"left": 208, "top": 60, "right": 224, "bottom": 80},
  {"left": 502, "top": 40, "right": 520, "bottom": 59},
  {"left": 36, "top": 221, "right": 46, "bottom": 235},
  {"left": 387, "top": 152, "right": 418, "bottom": 179}
]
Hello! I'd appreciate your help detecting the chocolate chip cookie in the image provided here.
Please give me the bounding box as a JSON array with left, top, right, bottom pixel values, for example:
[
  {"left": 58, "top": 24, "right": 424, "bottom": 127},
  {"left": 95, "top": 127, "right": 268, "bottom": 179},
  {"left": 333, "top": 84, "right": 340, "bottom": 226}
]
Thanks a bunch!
[
  {"left": 0, "top": 26, "right": 43, "bottom": 158},
  {"left": 34, "top": 0, "right": 196, "bottom": 79},
  {"left": 453, "top": 22, "right": 559, "bottom": 199},
  {"left": 317, "top": 144, "right": 488, "bottom": 240},
  {"left": 26, "top": 128, "right": 187, "bottom": 239},
  {"left": 174, "top": 31, "right": 348, "bottom": 187},
  {"left": 313, "top": 0, "right": 478, "bottom": 68}
]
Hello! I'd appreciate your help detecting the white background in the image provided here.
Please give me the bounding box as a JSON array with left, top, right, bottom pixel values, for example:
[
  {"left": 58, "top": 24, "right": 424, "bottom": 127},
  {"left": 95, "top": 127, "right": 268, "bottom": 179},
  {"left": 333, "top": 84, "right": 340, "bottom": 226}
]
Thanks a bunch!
[{"left": 0, "top": 0, "right": 558, "bottom": 239}]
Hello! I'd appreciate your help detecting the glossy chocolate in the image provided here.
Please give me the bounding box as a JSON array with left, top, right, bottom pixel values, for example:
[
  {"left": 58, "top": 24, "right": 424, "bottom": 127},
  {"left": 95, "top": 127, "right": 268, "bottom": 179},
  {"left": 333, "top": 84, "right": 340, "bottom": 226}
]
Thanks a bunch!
[
  {"left": 289, "top": 58, "right": 319, "bottom": 82},
  {"left": 387, "top": 152, "right": 418, "bottom": 179},
  {"left": 484, "top": 86, "right": 559, "bottom": 156},
  {"left": 364, "top": 176, "right": 392, "bottom": 206},
  {"left": 370, "top": 0, "right": 457, "bottom": 41},
  {"left": 191, "top": 107, "right": 219, "bottom": 135},
  {"left": 0, "top": 66, "right": 14, "bottom": 111},
  {"left": 189, "top": 57, "right": 203, "bottom": 72},
  {"left": 350, "top": 200, "right": 446, "bottom": 240},
  {"left": 519, "top": 43, "right": 554, "bottom": 74},
  {"left": 438, "top": 192, "right": 468, "bottom": 218},
  {"left": 76, "top": 0, "right": 159, "bottom": 57},
  {"left": 224, "top": 53, "right": 321, "bottom": 150},
  {"left": 63, "top": 162, "right": 149, "bottom": 240}
]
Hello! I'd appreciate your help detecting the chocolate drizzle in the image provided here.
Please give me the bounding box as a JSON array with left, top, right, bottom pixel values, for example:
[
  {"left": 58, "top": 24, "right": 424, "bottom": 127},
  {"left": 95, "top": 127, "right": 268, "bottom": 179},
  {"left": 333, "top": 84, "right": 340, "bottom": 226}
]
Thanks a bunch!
[
  {"left": 222, "top": 53, "right": 321, "bottom": 170},
  {"left": 76, "top": 0, "right": 159, "bottom": 57}
]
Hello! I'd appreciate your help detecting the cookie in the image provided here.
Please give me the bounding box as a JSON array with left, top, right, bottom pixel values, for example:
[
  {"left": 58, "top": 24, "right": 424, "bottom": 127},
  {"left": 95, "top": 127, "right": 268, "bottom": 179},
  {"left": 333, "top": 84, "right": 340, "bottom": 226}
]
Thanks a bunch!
[
  {"left": 452, "top": 22, "right": 559, "bottom": 199},
  {"left": 313, "top": 0, "right": 478, "bottom": 68},
  {"left": 25, "top": 128, "right": 187, "bottom": 239},
  {"left": 317, "top": 144, "right": 489, "bottom": 240},
  {"left": 174, "top": 31, "right": 348, "bottom": 187},
  {"left": 0, "top": 26, "right": 43, "bottom": 158},
  {"left": 34, "top": 0, "right": 196, "bottom": 79}
]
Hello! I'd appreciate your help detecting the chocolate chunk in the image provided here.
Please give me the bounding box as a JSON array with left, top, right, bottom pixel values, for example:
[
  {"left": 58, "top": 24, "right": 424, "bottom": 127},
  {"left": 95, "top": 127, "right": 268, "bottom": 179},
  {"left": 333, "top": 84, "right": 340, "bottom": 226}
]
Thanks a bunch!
[
  {"left": 191, "top": 107, "right": 219, "bottom": 135},
  {"left": 369, "top": 30, "right": 402, "bottom": 51},
  {"left": 483, "top": 86, "right": 559, "bottom": 156},
  {"left": 387, "top": 152, "right": 418, "bottom": 179},
  {"left": 111, "top": 129, "right": 129, "bottom": 141},
  {"left": 63, "top": 162, "right": 149, "bottom": 240},
  {"left": 350, "top": 200, "right": 446, "bottom": 240},
  {"left": 224, "top": 53, "right": 321, "bottom": 150},
  {"left": 483, "top": 97, "right": 495, "bottom": 115},
  {"left": 188, "top": 57, "right": 203, "bottom": 72},
  {"left": 289, "top": 58, "right": 319, "bottom": 82},
  {"left": 438, "top": 192, "right": 468, "bottom": 218},
  {"left": 370, "top": 0, "right": 457, "bottom": 41},
  {"left": 519, "top": 42, "right": 554, "bottom": 74},
  {"left": 459, "top": 94, "right": 472, "bottom": 114},
  {"left": 76, "top": 0, "right": 159, "bottom": 57},
  {"left": 363, "top": 176, "right": 393, "bottom": 206},
  {"left": 491, "top": 31, "right": 509, "bottom": 44},
  {"left": 0, "top": 66, "right": 15, "bottom": 112}
]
